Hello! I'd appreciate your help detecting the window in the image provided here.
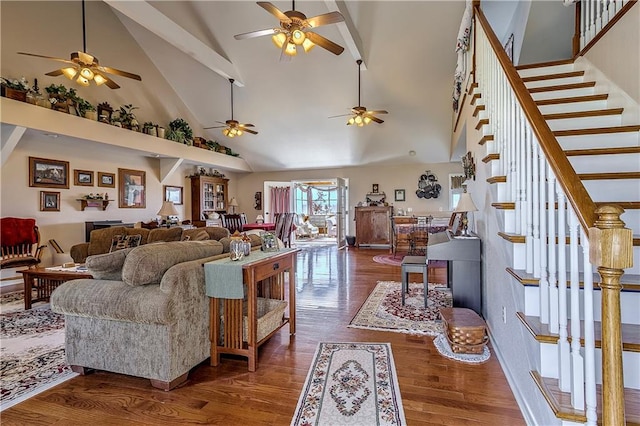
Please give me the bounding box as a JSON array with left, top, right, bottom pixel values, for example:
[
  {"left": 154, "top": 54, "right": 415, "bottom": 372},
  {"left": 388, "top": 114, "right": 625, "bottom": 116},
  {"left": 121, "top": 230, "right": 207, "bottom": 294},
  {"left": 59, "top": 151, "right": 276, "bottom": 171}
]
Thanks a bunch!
[{"left": 294, "top": 183, "right": 338, "bottom": 216}]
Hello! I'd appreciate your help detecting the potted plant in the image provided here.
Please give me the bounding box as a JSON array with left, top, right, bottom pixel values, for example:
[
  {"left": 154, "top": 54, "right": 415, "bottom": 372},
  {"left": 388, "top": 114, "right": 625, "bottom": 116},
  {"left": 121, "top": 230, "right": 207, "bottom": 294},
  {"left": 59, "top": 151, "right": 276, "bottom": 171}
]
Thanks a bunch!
[
  {"left": 115, "top": 104, "right": 139, "bottom": 131},
  {"left": 75, "top": 97, "right": 96, "bottom": 120},
  {"left": 45, "top": 84, "right": 76, "bottom": 113},
  {"left": 1, "top": 76, "right": 30, "bottom": 102},
  {"left": 166, "top": 118, "right": 193, "bottom": 145},
  {"left": 142, "top": 121, "right": 157, "bottom": 136}
]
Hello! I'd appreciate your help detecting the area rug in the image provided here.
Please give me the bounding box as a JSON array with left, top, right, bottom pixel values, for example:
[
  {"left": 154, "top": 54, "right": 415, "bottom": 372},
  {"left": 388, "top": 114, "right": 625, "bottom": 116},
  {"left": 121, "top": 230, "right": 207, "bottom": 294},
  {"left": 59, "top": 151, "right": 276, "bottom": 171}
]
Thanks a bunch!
[
  {"left": 0, "top": 293, "right": 76, "bottom": 411},
  {"left": 291, "top": 342, "right": 406, "bottom": 426},
  {"left": 348, "top": 281, "right": 452, "bottom": 336},
  {"left": 433, "top": 333, "right": 490, "bottom": 364}
]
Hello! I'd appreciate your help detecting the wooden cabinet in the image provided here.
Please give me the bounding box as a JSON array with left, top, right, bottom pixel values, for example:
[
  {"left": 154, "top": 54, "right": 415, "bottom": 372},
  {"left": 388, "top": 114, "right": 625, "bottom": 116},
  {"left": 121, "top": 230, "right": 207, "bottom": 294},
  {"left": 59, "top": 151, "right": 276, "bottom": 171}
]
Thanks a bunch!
[
  {"left": 355, "top": 206, "right": 393, "bottom": 247},
  {"left": 190, "top": 176, "right": 229, "bottom": 223}
]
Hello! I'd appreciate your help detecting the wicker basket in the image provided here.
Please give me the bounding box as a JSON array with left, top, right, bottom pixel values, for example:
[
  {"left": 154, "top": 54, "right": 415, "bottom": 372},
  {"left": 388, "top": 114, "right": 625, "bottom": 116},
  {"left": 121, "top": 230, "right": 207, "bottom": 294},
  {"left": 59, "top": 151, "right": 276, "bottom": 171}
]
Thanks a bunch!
[
  {"left": 439, "top": 307, "right": 488, "bottom": 354},
  {"left": 243, "top": 297, "right": 288, "bottom": 343}
]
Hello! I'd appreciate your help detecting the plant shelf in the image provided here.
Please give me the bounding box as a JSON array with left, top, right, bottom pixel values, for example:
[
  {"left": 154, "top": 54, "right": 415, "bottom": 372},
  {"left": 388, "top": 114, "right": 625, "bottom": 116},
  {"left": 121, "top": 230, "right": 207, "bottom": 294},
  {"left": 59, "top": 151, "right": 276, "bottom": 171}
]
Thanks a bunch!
[{"left": 77, "top": 199, "right": 111, "bottom": 211}]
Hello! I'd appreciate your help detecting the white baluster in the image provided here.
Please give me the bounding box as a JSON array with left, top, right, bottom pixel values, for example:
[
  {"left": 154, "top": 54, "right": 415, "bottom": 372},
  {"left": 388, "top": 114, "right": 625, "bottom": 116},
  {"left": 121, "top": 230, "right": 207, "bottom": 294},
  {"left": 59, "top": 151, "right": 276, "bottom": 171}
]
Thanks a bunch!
[
  {"left": 580, "top": 0, "right": 586, "bottom": 50},
  {"left": 532, "top": 143, "right": 540, "bottom": 278},
  {"left": 526, "top": 126, "right": 534, "bottom": 274},
  {"left": 557, "top": 190, "right": 570, "bottom": 392},
  {"left": 539, "top": 152, "right": 549, "bottom": 324},
  {"left": 581, "top": 230, "right": 597, "bottom": 426},
  {"left": 548, "top": 166, "right": 558, "bottom": 333},
  {"left": 596, "top": 0, "right": 603, "bottom": 32},
  {"left": 569, "top": 210, "right": 584, "bottom": 409}
]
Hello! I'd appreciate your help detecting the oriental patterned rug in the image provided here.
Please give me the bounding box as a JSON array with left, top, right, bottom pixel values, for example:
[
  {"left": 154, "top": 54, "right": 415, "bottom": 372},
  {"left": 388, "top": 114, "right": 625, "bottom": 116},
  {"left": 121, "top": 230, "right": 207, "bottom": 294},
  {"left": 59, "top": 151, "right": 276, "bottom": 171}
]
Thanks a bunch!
[
  {"left": 0, "top": 292, "right": 76, "bottom": 411},
  {"left": 291, "top": 342, "right": 406, "bottom": 426},
  {"left": 348, "top": 281, "right": 452, "bottom": 336}
]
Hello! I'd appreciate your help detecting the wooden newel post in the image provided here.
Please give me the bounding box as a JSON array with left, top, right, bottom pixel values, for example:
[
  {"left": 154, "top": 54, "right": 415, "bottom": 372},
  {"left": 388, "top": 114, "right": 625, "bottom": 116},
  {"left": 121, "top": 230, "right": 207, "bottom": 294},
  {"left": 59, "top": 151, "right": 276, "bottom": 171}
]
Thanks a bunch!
[{"left": 589, "top": 205, "right": 633, "bottom": 426}]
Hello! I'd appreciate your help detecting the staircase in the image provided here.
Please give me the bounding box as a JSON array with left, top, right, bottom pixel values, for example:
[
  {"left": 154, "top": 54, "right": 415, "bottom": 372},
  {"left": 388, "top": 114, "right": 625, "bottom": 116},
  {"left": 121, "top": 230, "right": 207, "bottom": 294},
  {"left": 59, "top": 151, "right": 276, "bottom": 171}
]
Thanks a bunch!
[{"left": 468, "top": 5, "right": 639, "bottom": 425}]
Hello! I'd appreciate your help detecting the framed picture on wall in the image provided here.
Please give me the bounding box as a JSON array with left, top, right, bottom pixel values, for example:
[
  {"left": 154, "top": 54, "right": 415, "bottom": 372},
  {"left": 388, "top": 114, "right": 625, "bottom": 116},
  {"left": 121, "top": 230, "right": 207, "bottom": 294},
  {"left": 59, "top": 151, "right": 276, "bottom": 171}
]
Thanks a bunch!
[
  {"left": 118, "top": 168, "right": 146, "bottom": 208},
  {"left": 394, "top": 189, "right": 405, "bottom": 202},
  {"left": 74, "top": 169, "right": 94, "bottom": 186},
  {"left": 164, "top": 185, "right": 183, "bottom": 205},
  {"left": 98, "top": 172, "right": 115, "bottom": 188},
  {"left": 40, "top": 191, "right": 60, "bottom": 212},
  {"left": 29, "top": 157, "right": 69, "bottom": 189}
]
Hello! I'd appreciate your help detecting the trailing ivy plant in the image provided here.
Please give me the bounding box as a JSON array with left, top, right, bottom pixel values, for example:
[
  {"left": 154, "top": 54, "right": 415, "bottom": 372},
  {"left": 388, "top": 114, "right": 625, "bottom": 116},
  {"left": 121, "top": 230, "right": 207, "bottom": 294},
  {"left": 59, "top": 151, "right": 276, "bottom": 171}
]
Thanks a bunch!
[{"left": 167, "top": 118, "right": 193, "bottom": 145}]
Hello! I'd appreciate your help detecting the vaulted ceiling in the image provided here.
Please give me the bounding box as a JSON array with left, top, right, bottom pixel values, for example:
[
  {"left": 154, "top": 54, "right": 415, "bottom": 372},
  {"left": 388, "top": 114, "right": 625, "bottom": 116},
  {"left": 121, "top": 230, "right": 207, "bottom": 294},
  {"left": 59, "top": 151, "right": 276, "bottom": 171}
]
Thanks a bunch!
[{"left": 2, "top": 1, "right": 470, "bottom": 172}]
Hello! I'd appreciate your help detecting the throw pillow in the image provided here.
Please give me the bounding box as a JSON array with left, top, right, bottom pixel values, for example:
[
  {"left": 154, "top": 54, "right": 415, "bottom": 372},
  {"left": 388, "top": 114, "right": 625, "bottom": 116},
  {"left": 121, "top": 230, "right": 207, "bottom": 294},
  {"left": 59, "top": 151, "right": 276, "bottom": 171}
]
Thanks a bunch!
[
  {"left": 109, "top": 234, "right": 142, "bottom": 253},
  {"left": 86, "top": 247, "right": 135, "bottom": 280}
]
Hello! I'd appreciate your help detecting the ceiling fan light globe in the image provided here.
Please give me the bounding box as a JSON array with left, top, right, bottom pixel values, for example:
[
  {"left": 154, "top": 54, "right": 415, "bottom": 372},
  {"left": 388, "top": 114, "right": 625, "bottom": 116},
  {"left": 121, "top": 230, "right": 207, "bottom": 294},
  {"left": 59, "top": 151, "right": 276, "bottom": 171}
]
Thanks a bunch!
[
  {"left": 302, "top": 38, "right": 315, "bottom": 52},
  {"left": 354, "top": 115, "right": 363, "bottom": 125},
  {"left": 272, "top": 32, "right": 287, "bottom": 48},
  {"left": 363, "top": 116, "right": 372, "bottom": 125},
  {"left": 62, "top": 67, "right": 78, "bottom": 80},
  {"left": 237, "top": 129, "right": 244, "bottom": 136},
  {"left": 76, "top": 75, "right": 90, "bottom": 87},
  {"left": 93, "top": 74, "right": 107, "bottom": 86},
  {"left": 348, "top": 117, "right": 355, "bottom": 125},
  {"left": 285, "top": 42, "right": 297, "bottom": 56},
  {"left": 291, "top": 29, "right": 306, "bottom": 45},
  {"left": 80, "top": 67, "right": 94, "bottom": 80},
  {"left": 222, "top": 128, "right": 230, "bottom": 137}
]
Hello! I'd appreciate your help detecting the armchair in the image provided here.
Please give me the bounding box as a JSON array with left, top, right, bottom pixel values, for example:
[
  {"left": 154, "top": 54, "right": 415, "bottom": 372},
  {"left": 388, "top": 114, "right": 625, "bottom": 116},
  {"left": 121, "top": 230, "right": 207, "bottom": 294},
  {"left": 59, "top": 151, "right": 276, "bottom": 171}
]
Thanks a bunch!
[{"left": 1, "top": 217, "right": 46, "bottom": 269}]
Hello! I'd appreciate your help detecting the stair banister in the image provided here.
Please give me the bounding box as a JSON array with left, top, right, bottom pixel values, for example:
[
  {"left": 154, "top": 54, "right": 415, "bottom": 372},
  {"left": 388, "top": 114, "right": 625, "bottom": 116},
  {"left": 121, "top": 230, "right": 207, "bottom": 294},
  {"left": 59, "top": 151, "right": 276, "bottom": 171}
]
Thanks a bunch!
[
  {"left": 474, "top": 8, "right": 596, "bottom": 232},
  {"left": 474, "top": 5, "right": 633, "bottom": 424}
]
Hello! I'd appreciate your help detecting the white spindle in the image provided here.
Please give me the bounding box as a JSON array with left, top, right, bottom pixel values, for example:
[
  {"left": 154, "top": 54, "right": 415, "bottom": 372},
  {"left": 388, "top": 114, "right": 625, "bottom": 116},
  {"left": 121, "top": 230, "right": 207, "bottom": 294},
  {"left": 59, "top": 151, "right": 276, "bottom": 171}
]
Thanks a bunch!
[
  {"left": 569, "top": 210, "right": 584, "bottom": 409},
  {"left": 581, "top": 230, "right": 597, "bottom": 426},
  {"left": 526, "top": 126, "right": 534, "bottom": 274},
  {"left": 557, "top": 190, "right": 570, "bottom": 392},
  {"left": 532, "top": 142, "right": 540, "bottom": 277},
  {"left": 548, "top": 166, "right": 558, "bottom": 333},
  {"left": 596, "top": 0, "right": 603, "bottom": 32},
  {"left": 539, "top": 152, "right": 549, "bottom": 323}
]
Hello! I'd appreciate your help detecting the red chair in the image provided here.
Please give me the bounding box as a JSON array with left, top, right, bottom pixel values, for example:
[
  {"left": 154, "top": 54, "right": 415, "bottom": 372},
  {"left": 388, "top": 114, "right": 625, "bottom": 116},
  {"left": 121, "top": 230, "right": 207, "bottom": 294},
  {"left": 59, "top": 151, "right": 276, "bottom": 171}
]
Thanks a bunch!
[{"left": 1, "top": 217, "right": 46, "bottom": 269}]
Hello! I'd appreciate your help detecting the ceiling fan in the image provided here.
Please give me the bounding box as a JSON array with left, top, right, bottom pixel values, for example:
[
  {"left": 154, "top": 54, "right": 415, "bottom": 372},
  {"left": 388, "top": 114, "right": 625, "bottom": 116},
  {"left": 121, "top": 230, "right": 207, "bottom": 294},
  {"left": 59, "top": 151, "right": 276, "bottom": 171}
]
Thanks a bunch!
[
  {"left": 234, "top": 1, "right": 345, "bottom": 60},
  {"left": 330, "top": 59, "right": 388, "bottom": 127},
  {"left": 16, "top": 0, "right": 141, "bottom": 89},
  {"left": 204, "top": 79, "right": 258, "bottom": 138}
]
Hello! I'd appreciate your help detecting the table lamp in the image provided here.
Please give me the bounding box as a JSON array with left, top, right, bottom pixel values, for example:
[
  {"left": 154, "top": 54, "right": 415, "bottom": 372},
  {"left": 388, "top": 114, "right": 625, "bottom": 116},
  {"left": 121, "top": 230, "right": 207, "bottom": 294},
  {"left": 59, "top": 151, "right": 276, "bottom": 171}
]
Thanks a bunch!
[
  {"left": 229, "top": 197, "right": 238, "bottom": 214},
  {"left": 157, "top": 201, "right": 179, "bottom": 227},
  {"left": 454, "top": 191, "right": 478, "bottom": 236},
  {"left": 256, "top": 214, "right": 264, "bottom": 224}
]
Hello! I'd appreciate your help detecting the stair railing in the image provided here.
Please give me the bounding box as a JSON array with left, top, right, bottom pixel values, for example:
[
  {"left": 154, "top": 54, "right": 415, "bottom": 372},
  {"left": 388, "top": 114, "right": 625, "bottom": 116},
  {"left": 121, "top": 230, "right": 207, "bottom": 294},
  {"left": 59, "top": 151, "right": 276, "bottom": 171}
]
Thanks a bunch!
[
  {"left": 573, "top": 0, "right": 636, "bottom": 55},
  {"left": 473, "top": 6, "right": 632, "bottom": 424}
]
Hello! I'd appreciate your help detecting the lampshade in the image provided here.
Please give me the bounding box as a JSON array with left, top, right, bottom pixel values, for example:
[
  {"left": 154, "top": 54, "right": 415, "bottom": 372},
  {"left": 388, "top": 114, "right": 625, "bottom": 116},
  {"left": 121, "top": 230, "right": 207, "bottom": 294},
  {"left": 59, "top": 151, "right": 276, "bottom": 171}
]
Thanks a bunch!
[
  {"left": 256, "top": 215, "right": 264, "bottom": 224},
  {"left": 157, "top": 201, "right": 179, "bottom": 217},
  {"left": 229, "top": 198, "right": 239, "bottom": 207},
  {"left": 454, "top": 192, "right": 478, "bottom": 213}
]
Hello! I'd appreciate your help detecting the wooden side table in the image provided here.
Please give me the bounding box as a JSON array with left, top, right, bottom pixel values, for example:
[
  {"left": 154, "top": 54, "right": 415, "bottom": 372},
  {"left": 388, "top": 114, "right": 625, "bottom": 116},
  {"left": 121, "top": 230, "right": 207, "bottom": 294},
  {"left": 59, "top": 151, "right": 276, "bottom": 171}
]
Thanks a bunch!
[
  {"left": 20, "top": 267, "right": 93, "bottom": 309},
  {"left": 205, "top": 249, "right": 299, "bottom": 371}
]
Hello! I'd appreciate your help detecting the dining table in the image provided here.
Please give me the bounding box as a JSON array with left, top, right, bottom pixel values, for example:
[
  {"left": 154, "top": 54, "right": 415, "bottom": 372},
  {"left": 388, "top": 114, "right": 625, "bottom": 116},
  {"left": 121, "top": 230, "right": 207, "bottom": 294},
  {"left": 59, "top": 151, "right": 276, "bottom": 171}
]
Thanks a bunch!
[{"left": 243, "top": 222, "right": 276, "bottom": 231}]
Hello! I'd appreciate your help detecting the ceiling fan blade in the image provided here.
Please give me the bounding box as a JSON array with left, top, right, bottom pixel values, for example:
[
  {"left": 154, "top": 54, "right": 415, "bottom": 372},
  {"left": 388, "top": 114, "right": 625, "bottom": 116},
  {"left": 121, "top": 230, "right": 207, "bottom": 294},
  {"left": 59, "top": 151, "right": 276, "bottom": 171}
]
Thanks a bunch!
[
  {"left": 238, "top": 123, "right": 255, "bottom": 128},
  {"left": 257, "top": 2, "right": 290, "bottom": 22},
  {"left": 234, "top": 27, "right": 278, "bottom": 40},
  {"left": 94, "top": 71, "right": 120, "bottom": 89},
  {"left": 305, "top": 32, "right": 344, "bottom": 55},
  {"left": 45, "top": 69, "right": 66, "bottom": 77},
  {"left": 328, "top": 113, "right": 352, "bottom": 119},
  {"left": 367, "top": 110, "right": 388, "bottom": 115},
  {"left": 242, "top": 128, "right": 259, "bottom": 135},
  {"left": 204, "top": 125, "right": 226, "bottom": 129},
  {"left": 17, "top": 52, "right": 76, "bottom": 65},
  {"left": 306, "top": 11, "right": 344, "bottom": 28},
  {"left": 368, "top": 115, "right": 384, "bottom": 124},
  {"left": 98, "top": 66, "right": 142, "bottom": 81}
]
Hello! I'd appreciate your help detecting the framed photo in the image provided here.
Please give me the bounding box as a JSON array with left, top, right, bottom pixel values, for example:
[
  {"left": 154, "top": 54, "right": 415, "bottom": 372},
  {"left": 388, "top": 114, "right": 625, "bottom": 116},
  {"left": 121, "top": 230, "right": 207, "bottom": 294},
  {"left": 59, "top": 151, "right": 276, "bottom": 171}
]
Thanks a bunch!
[
  {"left": 74, "top": 169, "right": 94, "bottom": 186},
  {"left": 40, "top": 191, "right": 60, "bottom": 212},
  {"left": 164, "top": 185, "right": 183, "bottom": 205},
  {"left": 118, "top": 168, "right": 146, "bottom": 208},
  {"left": 29, "top": 157, "right": 69, "bottom": 189},
  {"left": 98, "top": 172, "right": 115, "bottom": 188},
  {"left": 394, "top": 189, "right": 405, "bottom": 202},
  {"left": 372, "top": 184, "right": 379, "bottom": 193}
]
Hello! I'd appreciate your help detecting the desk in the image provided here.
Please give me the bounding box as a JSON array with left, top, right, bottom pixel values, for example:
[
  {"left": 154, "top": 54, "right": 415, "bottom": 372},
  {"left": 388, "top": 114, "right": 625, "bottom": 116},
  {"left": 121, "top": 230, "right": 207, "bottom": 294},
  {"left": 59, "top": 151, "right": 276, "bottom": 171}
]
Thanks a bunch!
[
  {"left": 243, "top": 222, "right": 276, "bottom": 231},
  {"left": 204, "top": 248, "right": 299, "bottom": 371},
  {"left": 20, "top": 266, "right": 93, "bottom": 309}
]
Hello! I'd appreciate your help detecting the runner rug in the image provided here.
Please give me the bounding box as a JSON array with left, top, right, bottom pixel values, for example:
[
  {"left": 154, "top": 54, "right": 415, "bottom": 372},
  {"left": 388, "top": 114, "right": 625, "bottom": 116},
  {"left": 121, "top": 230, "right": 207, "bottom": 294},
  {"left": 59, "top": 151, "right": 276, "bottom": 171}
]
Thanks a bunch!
[
  {"left": 0, "top": 291, "right": 76, "bottom": 411},
  {"left": 348, "top": 281, "right": 452, "bottom": 336},
  {"left": 291, "top": 342, "right": 406, "bottom": 426}
]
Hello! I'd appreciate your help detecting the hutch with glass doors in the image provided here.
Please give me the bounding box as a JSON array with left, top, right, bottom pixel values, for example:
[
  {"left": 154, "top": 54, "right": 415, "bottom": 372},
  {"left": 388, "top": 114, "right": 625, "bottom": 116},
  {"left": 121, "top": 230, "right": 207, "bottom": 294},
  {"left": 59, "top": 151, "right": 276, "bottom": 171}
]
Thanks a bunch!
[{"left": 190, "top": 176, "right": 229, "bottom": 224}]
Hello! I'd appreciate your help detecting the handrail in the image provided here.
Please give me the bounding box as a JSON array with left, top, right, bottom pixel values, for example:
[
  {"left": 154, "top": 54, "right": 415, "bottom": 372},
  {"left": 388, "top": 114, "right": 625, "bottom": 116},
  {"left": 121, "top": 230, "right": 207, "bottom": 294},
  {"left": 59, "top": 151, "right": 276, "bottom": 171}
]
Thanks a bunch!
[
  {"left": 474, "top": 7, "right": 597, "bottom": 232},
  {"left": 574, "top": 0, "right": 637, "bottom": 57}
]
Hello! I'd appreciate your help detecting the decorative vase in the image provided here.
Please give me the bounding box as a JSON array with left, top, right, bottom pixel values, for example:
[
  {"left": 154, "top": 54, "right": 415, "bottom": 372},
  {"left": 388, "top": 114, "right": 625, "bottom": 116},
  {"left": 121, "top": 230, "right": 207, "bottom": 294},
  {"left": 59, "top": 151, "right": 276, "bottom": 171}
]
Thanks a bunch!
[
  {"left": 229, "top": 240, "right": 244, "bottom": 261},
  {"left": 157, "top": 127, "right": 165, "bottom": 138}
]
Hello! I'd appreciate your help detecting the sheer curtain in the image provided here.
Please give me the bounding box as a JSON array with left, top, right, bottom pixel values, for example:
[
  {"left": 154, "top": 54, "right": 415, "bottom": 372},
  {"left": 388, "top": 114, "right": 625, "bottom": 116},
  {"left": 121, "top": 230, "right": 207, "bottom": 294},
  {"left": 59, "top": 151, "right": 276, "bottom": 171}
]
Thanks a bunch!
[{"left": 270, "top": 186, "right": 291, "bottom": 215}]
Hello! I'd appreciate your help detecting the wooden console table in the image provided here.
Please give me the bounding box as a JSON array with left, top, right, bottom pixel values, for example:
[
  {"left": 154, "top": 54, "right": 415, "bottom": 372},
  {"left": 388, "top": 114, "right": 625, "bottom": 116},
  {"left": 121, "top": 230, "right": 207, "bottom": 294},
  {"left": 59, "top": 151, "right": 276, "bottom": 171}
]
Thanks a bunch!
[
  {"left": 204, "top": 248, "right": 299, "bottom": 371},
  {"left": 20, "top": 266, "right": 93, "bottom": 310}
]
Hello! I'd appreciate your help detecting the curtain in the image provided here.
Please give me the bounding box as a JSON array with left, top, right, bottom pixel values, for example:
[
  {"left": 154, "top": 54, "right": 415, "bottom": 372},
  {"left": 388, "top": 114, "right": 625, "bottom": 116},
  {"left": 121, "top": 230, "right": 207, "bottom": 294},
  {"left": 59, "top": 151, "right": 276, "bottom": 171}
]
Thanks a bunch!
[{"left": 270, "top": 186, "right": 291, "bottom": 214}]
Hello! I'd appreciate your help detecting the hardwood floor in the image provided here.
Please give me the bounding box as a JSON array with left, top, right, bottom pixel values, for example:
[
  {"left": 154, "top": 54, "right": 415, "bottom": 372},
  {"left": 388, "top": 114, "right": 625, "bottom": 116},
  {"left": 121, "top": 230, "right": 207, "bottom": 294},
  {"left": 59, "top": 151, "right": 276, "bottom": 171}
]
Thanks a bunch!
[{"left": 2, "top": 245, "right": 525, "bottom": 425}]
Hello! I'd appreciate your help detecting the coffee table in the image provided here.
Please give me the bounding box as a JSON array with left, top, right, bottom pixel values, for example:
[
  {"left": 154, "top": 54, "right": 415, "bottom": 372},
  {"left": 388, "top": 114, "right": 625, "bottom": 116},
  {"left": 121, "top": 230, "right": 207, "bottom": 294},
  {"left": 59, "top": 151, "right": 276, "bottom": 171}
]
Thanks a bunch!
[{"left": 20, "top": 266, "right": 93, "bottom": 309}]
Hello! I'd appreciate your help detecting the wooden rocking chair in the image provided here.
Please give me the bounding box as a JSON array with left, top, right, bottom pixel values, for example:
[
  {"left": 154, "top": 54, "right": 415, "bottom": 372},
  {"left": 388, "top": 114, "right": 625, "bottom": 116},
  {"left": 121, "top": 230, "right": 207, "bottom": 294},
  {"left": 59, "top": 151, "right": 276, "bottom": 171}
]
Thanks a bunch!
[{"left": 1, "top": 217, "right": 46, "bottom": 269}]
